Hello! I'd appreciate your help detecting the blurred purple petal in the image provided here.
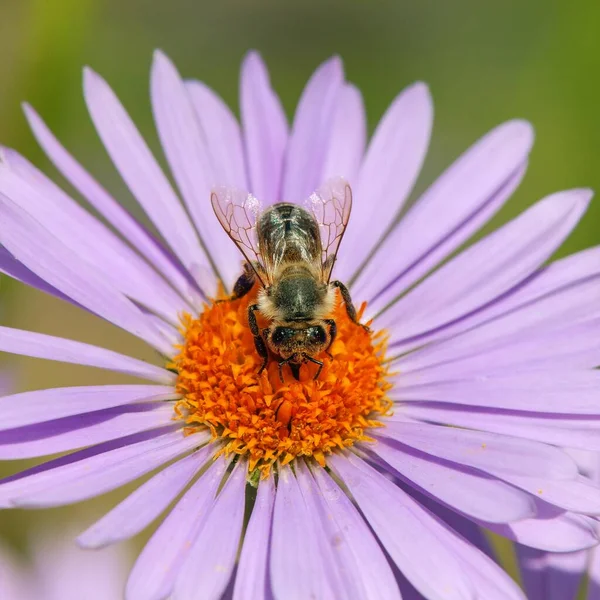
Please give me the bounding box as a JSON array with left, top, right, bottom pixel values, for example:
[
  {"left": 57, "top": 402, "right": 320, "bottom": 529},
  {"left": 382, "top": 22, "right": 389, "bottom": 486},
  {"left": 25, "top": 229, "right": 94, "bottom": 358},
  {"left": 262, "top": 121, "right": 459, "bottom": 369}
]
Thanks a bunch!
[
  {"left": 240, "top": 51, "right": 287, "bottom": 204},
  {"left": 233, "top": 476, "right": 275, "bottom": 600},
  {"left": 517, "top": 544, "right": 586, "bottom": 600},
  {"left": 282, "top": 56, "right": 344, "bottom": 201},
  {"left": 174, "top": 461, "right": 246, "bottom": 600},
  {"left": 126, "top": 455, "right": 226, "bottom": 600}
]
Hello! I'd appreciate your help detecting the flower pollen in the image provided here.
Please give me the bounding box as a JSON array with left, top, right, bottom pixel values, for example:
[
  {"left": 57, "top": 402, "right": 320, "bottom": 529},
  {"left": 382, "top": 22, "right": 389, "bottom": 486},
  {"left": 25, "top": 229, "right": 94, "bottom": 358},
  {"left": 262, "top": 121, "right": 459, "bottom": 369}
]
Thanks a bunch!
[{"left": 172, "top": 287, "right": 392, "bottom": 478}]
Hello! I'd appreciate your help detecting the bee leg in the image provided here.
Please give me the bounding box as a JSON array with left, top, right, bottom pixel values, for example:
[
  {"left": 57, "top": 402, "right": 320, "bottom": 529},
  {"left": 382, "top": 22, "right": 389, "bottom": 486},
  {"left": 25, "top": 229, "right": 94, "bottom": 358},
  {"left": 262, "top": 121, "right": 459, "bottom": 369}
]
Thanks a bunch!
[
  {"left": 324, "top": 319, "right": 337, "bottom": 359},
  {"left": 278, "top": 360, "right": 286, "bottom": 383},
  {"left": 331, "top": 281, "right": 370, "bottom": 332},
  {"left": 249, "top": 304, "right": 268, "bottom": 373},
  {"left": 217, "top": 263, "right": 255, "bottom": 303},
  {"left": 302, "top": 353, "right": 324, "bottom": 380}
]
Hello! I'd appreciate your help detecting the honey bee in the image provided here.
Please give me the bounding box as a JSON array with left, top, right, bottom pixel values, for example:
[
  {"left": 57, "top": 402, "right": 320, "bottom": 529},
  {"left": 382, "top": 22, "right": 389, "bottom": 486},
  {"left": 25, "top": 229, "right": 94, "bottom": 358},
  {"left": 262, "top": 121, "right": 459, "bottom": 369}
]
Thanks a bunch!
[{"left": 211, "top": 177, "right": 368, "bottom": 381}]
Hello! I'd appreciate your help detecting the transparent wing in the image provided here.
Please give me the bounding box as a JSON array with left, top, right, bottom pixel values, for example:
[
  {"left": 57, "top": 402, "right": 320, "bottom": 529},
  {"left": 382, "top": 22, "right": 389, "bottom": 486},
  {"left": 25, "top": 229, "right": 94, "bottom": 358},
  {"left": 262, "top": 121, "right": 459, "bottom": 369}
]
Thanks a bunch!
[
  {"left": 303, "top": 177, "right": 353, "bottom": 282},
  {"left": 211, "top": 186, "right": 271, "bottom": 286}
]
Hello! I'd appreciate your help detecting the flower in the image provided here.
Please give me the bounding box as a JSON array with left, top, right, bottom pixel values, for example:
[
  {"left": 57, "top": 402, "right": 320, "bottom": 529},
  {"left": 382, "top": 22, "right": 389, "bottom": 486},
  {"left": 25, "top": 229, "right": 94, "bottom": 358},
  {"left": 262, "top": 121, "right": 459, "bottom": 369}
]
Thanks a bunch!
[
  {"left": 517, "top": 449, "right": 600, "bottom": 600},
  {"left": 0, "top": 525, "right": 131, "bottom": 600},
  {"left": 0, "top": 49, "right": 598, "bottom": 600}
]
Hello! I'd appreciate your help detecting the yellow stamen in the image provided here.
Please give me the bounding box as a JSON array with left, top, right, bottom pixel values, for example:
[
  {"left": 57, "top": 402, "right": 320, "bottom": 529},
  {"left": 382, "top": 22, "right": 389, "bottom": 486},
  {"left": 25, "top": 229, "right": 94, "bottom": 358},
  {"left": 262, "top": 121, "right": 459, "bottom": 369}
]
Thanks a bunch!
[{"left": 171, "top": 287, "right": 392, "bottom": 477}]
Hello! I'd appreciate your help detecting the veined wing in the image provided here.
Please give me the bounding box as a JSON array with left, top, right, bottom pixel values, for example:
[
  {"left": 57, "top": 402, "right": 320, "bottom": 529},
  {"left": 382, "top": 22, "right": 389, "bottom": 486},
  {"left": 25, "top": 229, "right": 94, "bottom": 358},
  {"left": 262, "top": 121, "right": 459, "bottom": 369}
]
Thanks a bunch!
[
  {"left": 303, "top": 177, "right": 352, "bottom": 282},
  {"left": 211, "top": 186, "right": 271, "bottom": 286}
]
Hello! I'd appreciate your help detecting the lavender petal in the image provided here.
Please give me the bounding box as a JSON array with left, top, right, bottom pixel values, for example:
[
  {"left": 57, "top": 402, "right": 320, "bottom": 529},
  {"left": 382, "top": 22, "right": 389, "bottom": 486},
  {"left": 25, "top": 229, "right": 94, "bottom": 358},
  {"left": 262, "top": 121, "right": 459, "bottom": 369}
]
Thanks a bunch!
[
  {"left": 233, "top": 476, "right": 275, "bottom": 600},
  {"left": 125, "top": 455, "right": 226, "bottom": 600},
  {"left": 79, "top": 447, "right": 210, "bottom": 549},
  {"left": 174, "top": 461, "right": 246, "bottom": 600},
  {"left": 240, "top": 51, "right": 287, "bottom": 205}
]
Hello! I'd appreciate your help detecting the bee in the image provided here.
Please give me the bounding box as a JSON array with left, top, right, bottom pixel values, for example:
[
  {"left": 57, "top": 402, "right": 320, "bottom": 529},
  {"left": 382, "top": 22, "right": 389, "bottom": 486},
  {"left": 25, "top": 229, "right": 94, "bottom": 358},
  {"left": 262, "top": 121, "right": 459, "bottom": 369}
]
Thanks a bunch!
[{"left": 211, "top": 177, "right": 368, "bottom": 382}]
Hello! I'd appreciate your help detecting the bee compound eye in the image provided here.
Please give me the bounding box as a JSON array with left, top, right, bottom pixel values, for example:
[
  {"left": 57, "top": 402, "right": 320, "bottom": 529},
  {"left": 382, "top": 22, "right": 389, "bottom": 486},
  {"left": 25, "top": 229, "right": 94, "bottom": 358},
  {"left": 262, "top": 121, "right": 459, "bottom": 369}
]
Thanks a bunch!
[
  {"left": 308, "top": 326, "right": 327, "bottom": 345},
  {"left": 272, "top": 327, "right": 293, "bottom": 345}
]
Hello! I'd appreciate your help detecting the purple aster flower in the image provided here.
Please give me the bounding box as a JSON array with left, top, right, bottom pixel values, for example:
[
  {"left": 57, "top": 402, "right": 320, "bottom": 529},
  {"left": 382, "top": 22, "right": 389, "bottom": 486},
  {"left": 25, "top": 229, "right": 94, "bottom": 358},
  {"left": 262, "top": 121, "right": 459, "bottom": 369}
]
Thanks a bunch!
[
  {"left": 517, "top": 449, "right": 600, "bottom": 600},
  {"left": 0, "top": 49, "right": 598, "bottom": 600},
  {"left": 0, "top": 525, "right": 131, "bottom": 600}
]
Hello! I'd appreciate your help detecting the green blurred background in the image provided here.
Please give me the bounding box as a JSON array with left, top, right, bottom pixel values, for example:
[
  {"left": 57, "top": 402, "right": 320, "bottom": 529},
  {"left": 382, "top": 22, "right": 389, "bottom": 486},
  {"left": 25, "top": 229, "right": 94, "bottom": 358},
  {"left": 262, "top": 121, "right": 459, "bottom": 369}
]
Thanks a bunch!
[{"left": 0, "top": 0, "right": 598, "bottom": 592}]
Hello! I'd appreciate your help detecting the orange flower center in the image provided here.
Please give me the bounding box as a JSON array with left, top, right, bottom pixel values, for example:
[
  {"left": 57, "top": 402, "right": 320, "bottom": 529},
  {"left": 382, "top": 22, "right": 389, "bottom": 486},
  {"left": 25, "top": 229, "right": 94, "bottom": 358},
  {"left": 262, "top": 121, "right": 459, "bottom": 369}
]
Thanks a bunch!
[{"left": 171, "top": 287, "right": 392, "bottom": 478}]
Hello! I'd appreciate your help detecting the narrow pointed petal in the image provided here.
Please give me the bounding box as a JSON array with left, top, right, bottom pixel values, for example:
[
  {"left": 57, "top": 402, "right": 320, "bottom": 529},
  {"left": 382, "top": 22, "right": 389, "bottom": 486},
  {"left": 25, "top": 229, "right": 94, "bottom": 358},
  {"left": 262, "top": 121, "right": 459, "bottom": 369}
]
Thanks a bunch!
[
  {"left": 377, "top": 420, "right": 577, "bottom": 479},
  {"left": 0, "top": 246, "right": 80, "bottom": 310},
  {"left": 23, "top": 103, "right": 196, "bottom": 300},
  {"left": 151, "top": 51, "right": 240, "bottom": 286},
  {"left": 392, "top": 370, "right": 600, "bottom": 414},
  {"left": 0, "top": 326, "right": 174, "bottom": 383},
  {"left": 78, "top": 449, "right": 207, "bottom": 549},
  {"left": 399, "top": 404, "right": 600, "bottom": 453},
  {"left": 396, "top": 316, "right": 600, "bottom": 382},
  {"left": 372, "top": 439, "right": 535, "bottom": 522},
  {"left": 295, "top": 461, "right": 366, "bottom": 599},
  {"left": 3, "top": 428, "right": 204, "bottom": 508},
  {"left": 125, "top": 456, "right": 226, "bottom": 600},
  {"left": 353, "top": 120, "right": 533, "bottom": 303},
  {"left": 380, "top": 188, "right": 591, "bottom": 337},
  {"left": 0, "top": 402, "right": 175, "bottom": 459},
  {"left": 0, "top": 149, "right": 189, "bottom": 323},
  {"left": 328, "top": 452, "right": 474, "bottom": 600},
  {"left": 240, "top": 51, "right": 288, "bottom": 204},
  {"left": 83, "top": 66, "right": 204, "bottom": 274},
  {"left": 0, "top": 197, "right": 171, "bottom": 353},
  {"left": 233, "top": 477, "right": 275, "bottom": 600},
  {"left": 174, "top": 462, "right": 246, "bottom": 600},
  {"left": 389, "top": 244, "right": 600, "bottom": 356},
  {"left": 340, "top": 82, "right": 433, "bottom": 281},
  {"left": 282, "top": 56, "right": 344, "bottom": 201},
  {"left": 310, "top": 466, "right": 402, "bottom": 600},
  {"left": 320, "top": 83, "right": 366, "bottom": 186},
  {"left": 270, "top": 465, "right": 334, "bottom": 600},
  {"left": 0, "top": 384, "right": 174, "bottom": 432},
  {"left": 186, "top": 80, "right": 247, "bottom": 190}
]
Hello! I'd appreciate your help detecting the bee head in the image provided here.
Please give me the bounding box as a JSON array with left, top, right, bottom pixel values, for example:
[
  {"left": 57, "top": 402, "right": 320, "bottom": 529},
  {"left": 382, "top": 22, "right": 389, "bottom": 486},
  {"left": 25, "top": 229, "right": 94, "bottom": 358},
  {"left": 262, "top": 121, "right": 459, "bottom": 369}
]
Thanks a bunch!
[{"left": 266, "top": 323, "right": 330, "bottom": 360}]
